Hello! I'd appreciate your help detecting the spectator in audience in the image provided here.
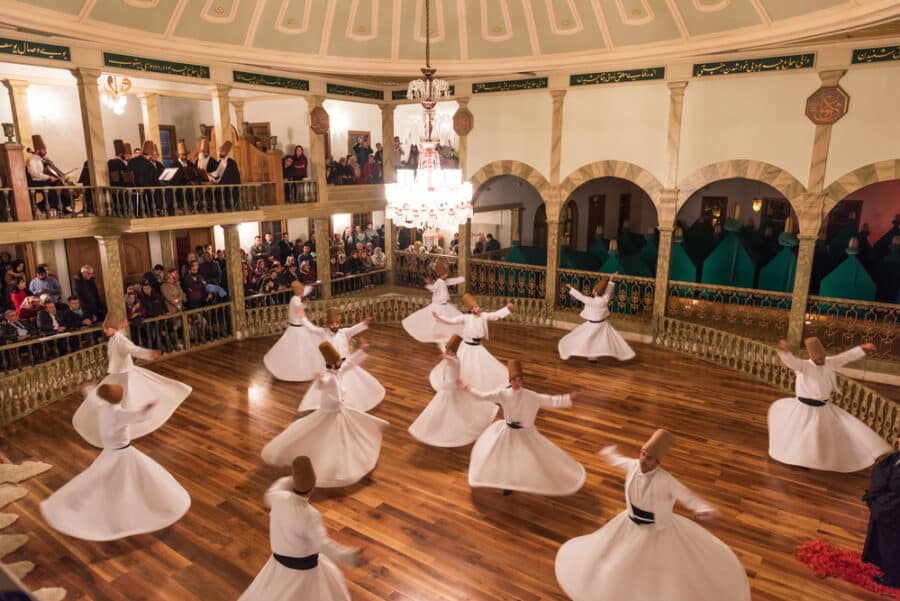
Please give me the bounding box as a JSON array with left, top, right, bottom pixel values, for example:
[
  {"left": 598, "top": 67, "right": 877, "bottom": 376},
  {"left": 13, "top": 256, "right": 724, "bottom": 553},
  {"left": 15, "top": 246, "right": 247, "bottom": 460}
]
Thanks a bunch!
[
  {"left": 262, "top": 232, "right": 276, "bottom": 260},
  {"left": 348, "top": 250, "right": 366, "bottom": 274},
  {"left": 362, "top": 155, "right": 377, "bottom": 184},
  {"left": 62, "top": 295, "right": 97, "bottom": 329},
  {"left": 449, "top": 233, "right": 460, "bottom": 255},
  {"left": 325, "top": 155, "right": 341, "bottom": 185},
  {"left": 337, "top": 252, "right": 350, "bottom": 275},
  {"left": 329, "top": 256, "right": 344, "bottom": 279},
  {"left": 296, "top": 244, "right": 313, "bottom": 267},
  {"left": 283, "top": 146, "right": 308, "bottom": 180},
  {"left": 241, "top": 262, "right": 259, "bottom": 297},
  {"left": 199, "top": 251, "right": 223, "bottom": 288},
  {"left": 125, "top": 288, "right": 144, "bottom": 321},
  {"left": 182, "top": 261, "right": 212, "bottom": 309},
  {"left": 392, "top": 136, "right": 404, "bottom": 171},
  {"left": 407, "top": 144, "right": 419, "bottom": 171},
  {"left": 353, "top": 136, "right": 373, "bottom": 168},
  {"left": 29, "top": 266, "right": 62, "bottom": 302},
  {"left": 181, "top": 252, "right": 198, "bottom": 282},
  {"left": 138, "top": 280, "right": 168, "bottom": 318},
  {"left": 1, "top": 309, "right": 37, "bottom": 342},
  {"left": 485, "top": 233, "right": 501, "bottom": 252},
  {"left": 10, "top": 277, "right": 28, "bottom": 311},
  {"left": 371, "top": 247, "right": 386, "bottom": 270},
  {"left": 258, "top": 268, "right": 279, "bottom": 294},
  {"left": 36, "top": 297, "right": 66, "bottom": 335},
  {"left": 72, "top": 264, "right": 105, "bottom": 320},
  {"left": 162, "top": 270, "right": 186, "bottom": 314},
  {"left": 281, "top": 263, "right": 300, "bottom": 287},
  {"left": 250, "top": 236, "right": 266, "bottom": 266},
  {"left": 298, "top": 260, "right": 317, "bottom": 284},
  {"left": 5, "top": 259, "right": 26, "bottom": 296},
  {"left": 17, "top": 296, "right": 41, "bottom": 321},
  {"left": 276, "top": 233, "right": 293, "bottom": 265},
  {"left": 346, "top": 156, "right": 361, "bottom": 185},
  {"left": 353, "top": 225, "right": 368, "bottom": 246}
]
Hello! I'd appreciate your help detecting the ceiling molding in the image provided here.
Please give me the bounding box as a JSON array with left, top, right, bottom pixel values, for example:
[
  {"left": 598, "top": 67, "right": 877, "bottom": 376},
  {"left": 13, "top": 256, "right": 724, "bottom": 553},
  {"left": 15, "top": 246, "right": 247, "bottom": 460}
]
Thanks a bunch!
[{"left": 663, "top": 0, "right": 692, "bottom": 40}]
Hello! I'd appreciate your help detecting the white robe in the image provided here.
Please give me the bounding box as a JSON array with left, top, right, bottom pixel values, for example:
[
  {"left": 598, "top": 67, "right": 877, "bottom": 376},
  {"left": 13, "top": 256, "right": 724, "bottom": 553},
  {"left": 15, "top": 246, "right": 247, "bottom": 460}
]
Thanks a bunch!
[
  {"left": 769, "top": 346, "right": 891, "bottom": 472},
  {"left": 264, "top": 295, "right": 325, "bottom": 382},
  {"left": 467, "top": 386, "right": 585, "bottom": 495},
  {"left": 263, "top": 351, "right": 389, "bottom": 486},
  {"left": 41, "top": 394, "right": 191, "bottom": 541},
  {"left": 401, "top": 277, "right": 465, "bottom": 343},
  {"left": 555, "top": 447, "right": 750, "bottom": 601},
  {"left": 73, "top": 331, "right": 192, "bottom": 447},
  {"left": 432, "top": 308, "right": 511, "bottom": 393},
  {"left": 239, "top": 477, "right": 354, "bottom": 601},
  {"left": 558, "top": 284, "right": 635, "bottom": 361},
  {"left": 408, "top": 356, "right": 498, "bottom": 447},
  {"left": 298, "top": 318, "right": 385, "bottom": 412}
]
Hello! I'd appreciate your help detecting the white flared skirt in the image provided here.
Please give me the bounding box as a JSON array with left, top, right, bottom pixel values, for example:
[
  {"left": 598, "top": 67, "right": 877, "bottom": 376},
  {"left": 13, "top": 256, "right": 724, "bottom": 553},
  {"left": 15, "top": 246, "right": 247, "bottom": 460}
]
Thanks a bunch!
[
  {"left": 261, "top": 408, "right": 389, "bottom": 487},
  {"left": 402, "top": 303, "right": 463, "bottom": 343},
  {"left": 263, "top": 324, "right": 325, "bottom": 382},
  {"left": 409, "top": 388, "right": 499, "bottom": 447},
  {"left": 768, "top": 397, "right": 892, "bottom": 472},
  {"left": 239, "top": 555, "right": 351, "bottom": 601},
  {"left": 558, "top": 321, "right": 635, "bottom": 361},
  {"left": 555, "top": 512, "right": 750, "bottom": 601},
  {"left": 469, "top": 421, "right": 585, "bottom": 495},
  {"left": 40, "top": 446, "right": 190, "bottom": 541},
  {"left": 298, "top": 365, "right": 385, "bottom": 413},
  {"left": 73, "top": 367, "right": 192, "bottom": 448},
  {"left": 432, "top": 343, "right": 508, "bottom": 393}
]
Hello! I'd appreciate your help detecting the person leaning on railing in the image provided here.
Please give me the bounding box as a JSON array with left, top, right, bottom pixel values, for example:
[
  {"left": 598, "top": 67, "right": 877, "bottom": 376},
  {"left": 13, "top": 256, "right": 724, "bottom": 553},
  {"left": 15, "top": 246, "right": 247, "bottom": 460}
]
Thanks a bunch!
[{"left": 1, "top": 308, "right": 37, "bottom": 343}]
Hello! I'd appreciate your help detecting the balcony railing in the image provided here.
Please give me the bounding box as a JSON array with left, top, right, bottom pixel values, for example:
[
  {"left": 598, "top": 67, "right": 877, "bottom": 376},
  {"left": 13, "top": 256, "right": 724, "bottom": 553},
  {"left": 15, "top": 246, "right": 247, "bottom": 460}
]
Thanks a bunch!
[
  {"left": 103, "top": 183, "right": 265, "bottom": 218},
  {"left": 332, "top": 269, "right": 387, "bottom": 297},
  {"left": 0, "top": 188, "right": 12, "bottom": 221},
  {"left": 1, "top": 326, "right": 104, "bottom": 372},
  {"left": 468, "top": 258, "right": 546, "bottom": 299},
  {"left": 394, "top": 250, "right": 459, "bottom": 288},
  {"left": 557, "top": 269, "right": 655, "bottom": 323},
  {"left": 804, "top": 295, "right": 899, "bottom": 361},
  {"left": 28, "top": 185, "right": 96, "bottom": 218},
  {"left": 665, "top": 280, "right": 792, "bottom": 343},
  {"left": 284, "top": 180, "right": 319, "bottom": 204}
]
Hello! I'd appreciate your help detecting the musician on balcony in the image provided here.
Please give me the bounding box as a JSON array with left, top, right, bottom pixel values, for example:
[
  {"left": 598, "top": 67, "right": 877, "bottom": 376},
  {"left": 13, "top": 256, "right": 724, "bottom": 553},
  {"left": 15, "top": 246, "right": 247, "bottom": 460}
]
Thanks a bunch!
[
  {"left": 207, "top": 141, "right": 241, "bottom": 211},
  {"left": 26, "top": 134, "right": 74, "bottom": 216}
]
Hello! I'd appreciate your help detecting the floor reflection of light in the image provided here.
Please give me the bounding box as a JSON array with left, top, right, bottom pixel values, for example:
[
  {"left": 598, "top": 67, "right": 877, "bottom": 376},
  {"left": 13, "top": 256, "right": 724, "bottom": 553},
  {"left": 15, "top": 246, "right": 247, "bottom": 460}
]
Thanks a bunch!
[{"left": 248, "top": 383, "right": 267, "bottom": 404}]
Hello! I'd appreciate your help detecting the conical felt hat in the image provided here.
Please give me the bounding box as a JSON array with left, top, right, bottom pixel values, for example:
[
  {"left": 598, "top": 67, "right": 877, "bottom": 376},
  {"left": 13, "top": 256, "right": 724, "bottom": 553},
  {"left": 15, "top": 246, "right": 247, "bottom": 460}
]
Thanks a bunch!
[
  {"left": 445, "top": 334, "right": 462, "bottom": 354},
  {"left": 292, "top": 456, "right": 316, "bottom": 494},
  {"left": 462, "top": 293, "right": 478, "bottom": 310},
  {"left": 593, "top": 278, "right": 608, "bottom": 296},
  {"left": 434, "top": 262, "right": 449, "bottom": 278},
  {"left": 326, "top": 308, "right": 340, "bottom": 324},
  {"left": 176, "top": 141, "right": 187, "bottom": 155},
  {"left": 31, "top": 135, "right": 46, "bottom": 152},
  {"left": 103, "top": 311, "right": 127, "bottom": 330},
  {"left": 113, "top": 139, "right": 126, "bottom": 156},
  {"left": 96, "top": 383, "right": 124, "bottom": 404},
  {"left": 219, "top": 140, "right": 233, "bottom": 155},
  {"left": 318, "top": 341, "right": 341, "bottom": 366},
  {"left": 507, "top": 359, "right": 523, "bottom": 380},
  {"left": 642, "top": 429, "right": 673, "bottom": 461},
  {"left": 124, "top": 142, "right": 133, "bottom": 156},
  {"left": 141, "top": 140, "right": 156, "bottom": 155},
  {"left": 804, "top": 337, "right": 826, "bottom": 363}
]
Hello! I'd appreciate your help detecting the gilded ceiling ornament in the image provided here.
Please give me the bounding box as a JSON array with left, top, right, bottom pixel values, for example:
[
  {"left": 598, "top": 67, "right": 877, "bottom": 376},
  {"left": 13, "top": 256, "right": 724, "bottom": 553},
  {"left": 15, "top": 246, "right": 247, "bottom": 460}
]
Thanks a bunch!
[
  {"left": 632, "top": 8, "right": 642, "bottom": 16},
  {"left": 805, "top": 86, "right": 850, "bottom": 125},
  {"left": 287, "top": 17, "right": 297, "bottom": 26},
  {"left": 358, "top": 25, "right": 367, "bottom": 33},
  {"left": 309, "top": 106, "right": 330, "bottom": 135},
  {"left": 453, "top": 107, "right": 474, "bottom": 136},
  {"left": 215, "top": 5, "right": 225, "bottom": 15},
  {"left": 561, "top": 19, "right": 570, "bottom": 26},
  {"left": 493, "top": 25, "right": 502, "bottom": 33}
]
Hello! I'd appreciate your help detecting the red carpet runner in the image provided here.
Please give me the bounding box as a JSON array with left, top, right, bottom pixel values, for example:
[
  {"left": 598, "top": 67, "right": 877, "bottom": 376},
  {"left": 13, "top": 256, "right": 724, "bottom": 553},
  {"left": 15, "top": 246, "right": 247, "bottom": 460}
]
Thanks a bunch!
[{"left": 795, "top": 539, "right": 900, "bottom": 599}]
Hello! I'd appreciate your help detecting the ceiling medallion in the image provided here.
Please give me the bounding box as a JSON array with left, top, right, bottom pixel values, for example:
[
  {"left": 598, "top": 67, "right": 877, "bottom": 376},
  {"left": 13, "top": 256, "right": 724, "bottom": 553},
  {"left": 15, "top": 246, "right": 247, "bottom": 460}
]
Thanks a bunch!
[
  {"left": 561, "top": 19, "right": 571, "bottom": 26},
  {"left": 493, "top": 25, "right": 502, "bottom": 33},
  {"left": 386, "top": 0, "right": 472, "bottom": 232},
  {"left": 215, "top": 5, "right": 225, "bottom": 15},
  {"left": 632, "top": 8, "right": 642, "bottom": 16},
  {"left": 805, "top": 85, "right": 850, "bottom": 125},
  {"left": 358, "top": 25, "right": 367, "bottom": 33},
  {"left": 287, "top": 17, "right": 297, "bottom": 26}
]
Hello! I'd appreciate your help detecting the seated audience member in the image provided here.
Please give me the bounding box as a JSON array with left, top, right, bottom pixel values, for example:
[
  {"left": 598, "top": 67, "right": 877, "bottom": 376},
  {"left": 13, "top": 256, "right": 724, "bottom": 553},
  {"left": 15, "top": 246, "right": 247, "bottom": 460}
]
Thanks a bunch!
[
  {"left": 62, "top": 295, "right": 97, "bottom": 329},
  {"left": 36, "top": 297, "right": 66, "bottom": 335},
  {"left": 1, "top": 309, "right": 37, "bottom": 342},
  {"left": 298, "top": 260, "right": 317, "bottom": 284},
  {"left": 371, "top": 247, "right": 386, "bottom": 270},
  {"left": 199, "top": 252, "right": 223, "bottom": 287},
  {"left": 10, "top": 277, "right": 28, "bottom": 311},
  {"left": 125, "top": 288, "right": 144, "bottom": 321},
  {"left": 162, "top": 270, "right": 186, "bottom": 314},
  {"left": 29, "top": 266, "right": 62, "bottom": 302},
  {"left": 182, "top": 262, "right": 212, "bottom": 309},
  {"left": 17, "top": 296, "right": 42, "bottom": 321},
  {"left": 348, "top": 250, "right": 366, "bottom": 274}
]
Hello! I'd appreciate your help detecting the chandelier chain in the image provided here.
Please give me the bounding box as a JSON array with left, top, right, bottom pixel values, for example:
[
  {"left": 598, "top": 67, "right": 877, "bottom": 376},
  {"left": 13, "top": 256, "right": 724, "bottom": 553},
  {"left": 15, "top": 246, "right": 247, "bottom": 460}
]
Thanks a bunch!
[{"left": 425, "top": 0, "right": 431, "bottom": 69}]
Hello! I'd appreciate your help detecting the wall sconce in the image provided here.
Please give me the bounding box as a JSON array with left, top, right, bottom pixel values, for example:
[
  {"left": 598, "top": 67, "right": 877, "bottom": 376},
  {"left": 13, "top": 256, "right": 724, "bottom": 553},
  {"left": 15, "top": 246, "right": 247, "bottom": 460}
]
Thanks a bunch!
[
  {"left": 1, "top": 123, "right": 15, "bottom": 143},
  {"left": 199, "top": 123, "right": 212, "bottom": 139},
  {"left": 752, "top": 198, "right": 762, "bottom": 213},
  {"left": 269, "top": 135, "right": 279, "bottom": 151}
]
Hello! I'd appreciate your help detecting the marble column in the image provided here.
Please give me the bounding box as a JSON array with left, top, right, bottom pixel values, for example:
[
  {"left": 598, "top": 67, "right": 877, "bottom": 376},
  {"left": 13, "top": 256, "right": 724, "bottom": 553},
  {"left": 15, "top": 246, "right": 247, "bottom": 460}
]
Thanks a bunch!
[
  {"left": 510, "top": 207, "right": 522, "bottom": 244},
  {"left": 96, "top": 235, "right": 126, "bottom": 332},
  {"left": 307, "top": 95, "right": 329, "bottom": 198},
  {"left": 546, "top": 90, "right": 567, "bottom": 312},
  {"left": 807, "top": 70, "right": 846, "bottom": 194},
  {"left": 457, "top": 218, "right": 471, "bottom": 295},
  {"left": 72, "top": 68, "right": 110, "bottom": 218},
  {"left": 232, "top": 100, "right": 246, "bottom": 138},
  {"left": 651, "top": 188, "right": 679, "bottom": 328},
  {"left": 544, "top": 219, "right": 562, "bottom": 309},
  {"left": 223, "top": 224, "right": 247, "bottom": 338},
  {"left": 138, "top": 93, "right": 161, "bottom": 148},
  {"left": 663, "top": 81, "right": 688, "bottom": 188},
  {"left": 209, "top": 84, "right": 232, "bottom": 148},
  {"left": 159, "top": 230, "right": 177, "bottom": 269},
  {"left": 384, "top": 218, "right": 395, "bottom": 285},
  {"left": 455, "top": 97, "right": 470, "bottom": 177},
  {"left": 3, "top": 80, "right": 32, "bottom": 151},
  {"left": 786, "top": 235, "right": 817, "bottom": 347},
  {"left": 380, "top": 103, "right": 396, "bottom": 183},
  {"left": 314, "top": 217, "right": 332, "bottom": 299}
]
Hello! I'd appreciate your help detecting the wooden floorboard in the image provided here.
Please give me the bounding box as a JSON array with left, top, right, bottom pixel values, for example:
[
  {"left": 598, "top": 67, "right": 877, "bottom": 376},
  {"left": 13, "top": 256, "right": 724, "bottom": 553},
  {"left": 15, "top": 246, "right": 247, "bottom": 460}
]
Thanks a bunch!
[{"left": 0, "top": 323, "right": 890, "bottom": 601}]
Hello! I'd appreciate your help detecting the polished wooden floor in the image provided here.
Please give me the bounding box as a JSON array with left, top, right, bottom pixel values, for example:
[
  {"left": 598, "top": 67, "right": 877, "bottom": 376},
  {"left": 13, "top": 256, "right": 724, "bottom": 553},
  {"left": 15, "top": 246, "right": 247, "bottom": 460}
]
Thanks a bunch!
[{"left": 0, "top": 323, "right": 892, "bottom": 600}]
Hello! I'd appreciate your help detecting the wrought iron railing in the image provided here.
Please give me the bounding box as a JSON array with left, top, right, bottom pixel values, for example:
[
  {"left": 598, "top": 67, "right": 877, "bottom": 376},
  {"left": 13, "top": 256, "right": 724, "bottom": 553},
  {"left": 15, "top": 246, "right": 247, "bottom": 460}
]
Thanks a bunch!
[
  {"left": 655, "top": 316, "right": 900, "bottom": 443},
  {"left": 556, "top": 269, "right": 655, "bottom": 323},
  {"left": 104, "top": 183, "right": 265, "bottom": 218},
  {"left": 284, "top": 180, "right": 319, "bottom": 204},
  {"left": 332, "top": 269, "right": 387, "bottom": 297},
  {"left": 468, "top": 259, "right": 546, "bottom": 299},
  {"left": 0, "top": 188, "right": 12, "bottom": 221},
  {"left": 804, "top": 295, "right": 899, "bottom": 361},
  {"left": 0, "top": 326, "right": 104, "bottom": 372},
  {"left": 394, "top": 251, "right": 459, "bottom": 288},
  {"left": 665, "top": 281, "right": 792, "bottom": 343},
  {"left": 28, "top": 185, "right": 95, "bottom": 218},
  {"left": 475, "top": 248, "right": 506, "bottom": 261},
  {"left": 245, "top": 288, "right": 296, "bottom": 309},
  {"left": 128, "top": 304, "right": 232, "bottom": 354}
]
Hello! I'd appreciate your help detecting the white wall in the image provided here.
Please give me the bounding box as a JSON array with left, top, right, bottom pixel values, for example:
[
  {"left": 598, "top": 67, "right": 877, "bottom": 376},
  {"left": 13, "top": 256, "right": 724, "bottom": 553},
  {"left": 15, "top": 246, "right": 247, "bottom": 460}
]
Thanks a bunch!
[
  {"left": 468, "top": 92, "right": 552, "bottom": 179},
  {"left": 243, "top": 96, "right": 310, "bottom": 155},
  {"left": 826, "top": 64, "right": 900, "bottom": 186},
  {"left": 213, "top": 222, "right": 261, "bottom": 255},
  {"left": 27, "top": 84, "right": 87, "bottom": 178},
  {"left": 148, "top": 231, "right": 163, "bottom": 267},
  {"left": 158, "top": 96, "right": 213, "bottom": 151},
  {"left": 324, "top": 99, "right": 382, "bottom": 161},
  {"left": 285, "top": 217, "right": 310, "bottom": 242},
  {"left": 473, "top": 175, "right": 544, "bottom": 246},
  {"left": 561, "top": 83, "right": 669, "bottom": 184},
  {"left": 100, "top": 93, "right": 142, "bottom": 158},
  {"left": 677, "top": 179, "right": 792, "bottom": 226},
  {"left": 679, "top": 73, "right": 818, "bottom": 185}
]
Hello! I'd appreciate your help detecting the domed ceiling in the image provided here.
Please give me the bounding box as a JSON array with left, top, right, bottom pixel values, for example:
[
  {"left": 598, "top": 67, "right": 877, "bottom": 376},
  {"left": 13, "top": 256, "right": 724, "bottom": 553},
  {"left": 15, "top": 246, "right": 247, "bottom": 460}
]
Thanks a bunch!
[{"left": 2, "top": 0, "right": 899, "bottom": 77}]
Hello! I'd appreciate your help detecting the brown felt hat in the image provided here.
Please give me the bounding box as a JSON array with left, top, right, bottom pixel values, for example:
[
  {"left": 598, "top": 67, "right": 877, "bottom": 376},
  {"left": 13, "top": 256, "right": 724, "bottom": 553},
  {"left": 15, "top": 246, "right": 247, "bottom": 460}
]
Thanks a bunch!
[
  {"left": 291, "top": 280, "right": 304, "bottom": 295},
  {"left": 124, "top": 142, "right": 133, "bottom": 156},
  {"left": 103, "top": 311, "right": 127, "bottom": 330},
  {"left": 434, "top": 262, "right": 449, "bottom": 278},
  {"left": 593, "top": 278, "right": 608, "bottom": 296},
  {"left": 326, "top": 308, "right": 340, "bottom": 324},
  {"left": 642, "top": 429, "right": 673, "bottom": 461},
  {"left": 462, "top": 293, "right": 478, "bottom": 310},
  {"left": 96, "top": 383, "right": 124, "bottom": 404},
  {"left": 198, "top": 137, "right": 210, "bottom": 154},
  {"left": 608, "top": 239, "right": 619, "bottom": 252},
  {"left": 219, "top": 140, "right": 233, "bottom": 155},
  {"left": 141, "top": 140, "right": 156, "bottom": 155},
  {"left": 507, "top": 359, "right": 523, "bottom": 380},
  {"left": 31, "top": 134, "right": 46, "bottom": 152},
  {"left": 176, "top": 141, "right": 187, "bottom": 155},
  {"left": 804, "top": 337, "right": 826, "bottom": 363},
  {"left": 113, "top": 139, "right": 126, "bottom": 155},
  {"left": 445, "top": 334, "right": 462, "bottom": 354},
  {"left": 292, "top": 456, "right": 316, "bottom": 494},
  {"left": 319, "top": 341, "right": 341, "bottom": 366}
]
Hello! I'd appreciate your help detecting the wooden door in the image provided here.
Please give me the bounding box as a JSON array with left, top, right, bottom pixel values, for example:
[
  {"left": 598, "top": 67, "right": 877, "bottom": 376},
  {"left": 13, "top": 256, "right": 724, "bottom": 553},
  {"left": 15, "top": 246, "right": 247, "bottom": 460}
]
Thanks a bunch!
[
  {"left": 248, "top": 122, "right": 272, "bottom": 150},
  {"left": 533, "top": 205, "right": 548, "bottom": 248},
  {"left": 587, "top": 194, "right": 606, "bottom": 239},
  {"left": 119, "top": 233, "right": 151, "bottom": 285},
  {"left": 174, "top": 228, "right": 215, "bottom": 263},
  {"left": 65, "top": 238, "right": 105, "bottom": 302},
  {"left": 562, "top": 200, "right": 578, "bottom": 250}
]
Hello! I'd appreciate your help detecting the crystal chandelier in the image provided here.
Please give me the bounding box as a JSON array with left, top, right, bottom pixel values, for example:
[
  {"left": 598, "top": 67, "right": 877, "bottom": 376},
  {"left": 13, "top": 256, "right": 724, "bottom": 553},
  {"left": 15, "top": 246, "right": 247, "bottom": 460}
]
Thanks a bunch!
[
  {"left": 386, "top": 0, "right": 472, "bottom": 232},
  {"left": 101, "top": 74, "right": 131, "bottom": 115}
]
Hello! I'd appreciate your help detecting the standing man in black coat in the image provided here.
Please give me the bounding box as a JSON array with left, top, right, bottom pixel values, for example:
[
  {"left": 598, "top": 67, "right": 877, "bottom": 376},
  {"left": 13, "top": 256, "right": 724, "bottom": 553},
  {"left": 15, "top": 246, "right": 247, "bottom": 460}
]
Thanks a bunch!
[
  {"left": 72, "top": 265, "right": 106, "bottom": 320},
  {"left": 863, "top": 439, "right": 900, "bottom": 587},
  {"left": 208, "top": 140, "right": 241, "bottom": 211}
]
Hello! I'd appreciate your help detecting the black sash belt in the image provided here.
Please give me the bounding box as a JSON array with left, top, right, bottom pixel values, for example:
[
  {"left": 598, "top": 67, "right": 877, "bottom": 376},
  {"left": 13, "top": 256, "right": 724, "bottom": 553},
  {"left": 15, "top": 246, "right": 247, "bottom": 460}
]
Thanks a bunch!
[
  {"left": 289, "top": 323, "right": 303, "bottom": 327},
  {"left": 273, "top": 553, "right": 319, "bottom": 570},
  {"left": 506, "top": 421, "right": 523, "bottom": 429},
  {"left": 799, "top": 397, "right": 827, "bottom": 407},
  {"left": 465, "top": 338, "right": 482, "bottom": 346},
  {"left": 114, "top": 443, "right": 131, "bottom": 450},
  {"left": 588, "top": 318, "right": 607, "bottom": 324},
  {"left": 629, "top": 504, "right": 655, "bottom": 526}
]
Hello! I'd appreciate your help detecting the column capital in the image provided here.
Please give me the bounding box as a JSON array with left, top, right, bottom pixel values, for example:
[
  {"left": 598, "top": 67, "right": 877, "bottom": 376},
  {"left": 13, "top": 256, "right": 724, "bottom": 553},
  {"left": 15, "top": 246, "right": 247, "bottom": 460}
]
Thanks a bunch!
[
  {"left": 550, "top": 89, "right": 567, "bottom": 102},
  {"left": 137, "top": 91, "right": 159, "bottom": 101},
  {"left": 455, "top": 96, "right": 469, "bottom": 108},
  {"left": 230, "top": 99, "right": 245, "bottom": 108},
  {"left": 817, "top": 69, "right": 846, "bottom": 87},
  {"left": 378, "top": 102, "right": 395, "bottom": 113},
  {"left": 2, "top": 79, "right": 29, "bottom": 91},
  {"left": 308, "top": 94, "right": 325, "bottom": 108},
  {"left": 94, "top": 233, "right": 121, "bottom": 243},
  {"left": 207, "top": 83, "right": 232, "bottom": 95},
  {"left": 70, "top": 67, "right": 102, "bottom": 84},
  {"left": 667, "top": 80, "right": 689, "bottom": 94}
]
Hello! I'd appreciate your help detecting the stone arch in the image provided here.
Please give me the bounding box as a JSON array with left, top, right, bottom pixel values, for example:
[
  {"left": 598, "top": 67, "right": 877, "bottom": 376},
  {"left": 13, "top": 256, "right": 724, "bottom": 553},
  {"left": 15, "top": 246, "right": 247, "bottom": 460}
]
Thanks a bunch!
[
  {"left": 558, "top": 160, "right": 664, "bottom": 222},
  {"left": 823, "top": 159, "right": 900, "bottom": 214},
  {"left": 676, "top": 160, "right": 808, "bottom": 215},
  {"left": 469, "top": 160, "right": 552, "bottom": 202}
]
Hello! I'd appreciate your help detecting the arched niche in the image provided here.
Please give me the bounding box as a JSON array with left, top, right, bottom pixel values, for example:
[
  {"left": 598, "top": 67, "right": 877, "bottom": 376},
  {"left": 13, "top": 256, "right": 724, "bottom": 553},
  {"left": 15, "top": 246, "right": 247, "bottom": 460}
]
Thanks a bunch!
[{"left": 470, "top": 174, "right": 545, "bottom": 257}]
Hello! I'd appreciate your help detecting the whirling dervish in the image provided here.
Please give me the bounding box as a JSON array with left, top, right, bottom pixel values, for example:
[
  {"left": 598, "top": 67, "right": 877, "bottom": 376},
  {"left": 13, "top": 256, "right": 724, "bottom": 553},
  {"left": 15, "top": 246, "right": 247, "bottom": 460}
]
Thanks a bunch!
[
  {"left": 41, "top": 383, "right": 191, "bottom": 541},
  {"left": 402, "top": 261, "right": 464, "bottom": 346},
  {"left": 72, "top": 312, "right": 191, "bottom": 448},
  {"left": 558, "top": 274, "right": 635, "bottom": 362},
  {"left": 408, "top": 334, "right": 498, "bottom": 447},
  {"left": 239, "top": 456, "right": 360, "bottom": 601},
  {"left": 263, "top": 281, "right": 322, "bottom": 382},
  {"left": 769, "top": 337, "right": 891, "bottom": 472},
  {"left": 262, "top": 342, "right": 389, "bottom": 487},
  {"left": 299, "top": 308, "right": 385, "bottom": 412},
  {"left": 464, "top": 359, "right": 584, "bottom": 496},
  {"left": 555, "top": 430, "right": 751, "bottom": 601},
  {"left": 431, "top": 293, "right": 513, "bottom": 393}
]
